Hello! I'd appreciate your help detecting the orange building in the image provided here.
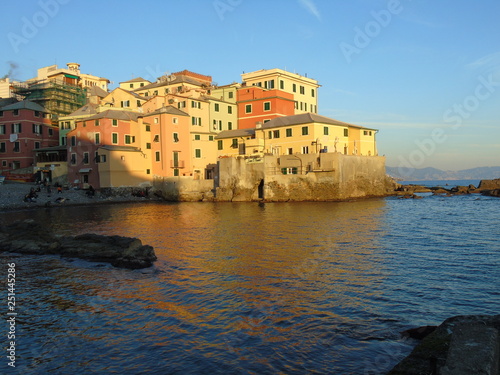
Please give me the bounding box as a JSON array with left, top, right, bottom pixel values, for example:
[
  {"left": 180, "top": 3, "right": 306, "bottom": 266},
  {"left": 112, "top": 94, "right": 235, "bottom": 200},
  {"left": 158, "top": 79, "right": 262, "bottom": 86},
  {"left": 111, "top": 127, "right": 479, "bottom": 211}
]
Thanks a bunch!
[{"left": 237, "top": 86, "right": 295, "bottom": 129}]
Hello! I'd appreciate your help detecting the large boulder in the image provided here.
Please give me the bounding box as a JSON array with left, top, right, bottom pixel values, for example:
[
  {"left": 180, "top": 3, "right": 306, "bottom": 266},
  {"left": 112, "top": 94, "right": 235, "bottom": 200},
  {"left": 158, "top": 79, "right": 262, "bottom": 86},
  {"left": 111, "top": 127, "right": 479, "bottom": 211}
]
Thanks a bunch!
[{"left": 0, "top": 220, "right": 156, "bottom": 269}]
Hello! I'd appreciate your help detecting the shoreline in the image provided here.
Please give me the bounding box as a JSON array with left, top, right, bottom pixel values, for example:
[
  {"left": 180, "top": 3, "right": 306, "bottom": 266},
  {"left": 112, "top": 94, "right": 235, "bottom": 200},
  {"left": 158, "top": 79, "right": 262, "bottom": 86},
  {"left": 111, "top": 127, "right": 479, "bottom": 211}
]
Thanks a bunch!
[{"left": 0, "top": 182, "right": 163, "bottom": 212}]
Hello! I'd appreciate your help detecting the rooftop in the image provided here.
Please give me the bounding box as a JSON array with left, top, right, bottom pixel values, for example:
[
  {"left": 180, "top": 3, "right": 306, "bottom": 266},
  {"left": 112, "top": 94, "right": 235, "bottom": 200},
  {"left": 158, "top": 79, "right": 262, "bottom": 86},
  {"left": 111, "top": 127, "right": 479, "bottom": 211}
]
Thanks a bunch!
[
  {"left": 262, "top": 113, "right": 376, "bottom": 130},
  {"left": 0, "top": 99, "right": 47, "bottom": 112}
]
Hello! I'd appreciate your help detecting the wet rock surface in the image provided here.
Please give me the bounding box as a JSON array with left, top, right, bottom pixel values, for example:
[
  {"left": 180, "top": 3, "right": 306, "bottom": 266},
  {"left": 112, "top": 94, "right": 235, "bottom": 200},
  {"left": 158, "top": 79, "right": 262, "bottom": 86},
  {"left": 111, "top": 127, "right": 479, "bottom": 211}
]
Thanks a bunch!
[
  {"left": 388, "top": 315, "right": 500, "bottom": 375},
  {"left": 0, "top": 219, "right": 157, "bottom": 269}
]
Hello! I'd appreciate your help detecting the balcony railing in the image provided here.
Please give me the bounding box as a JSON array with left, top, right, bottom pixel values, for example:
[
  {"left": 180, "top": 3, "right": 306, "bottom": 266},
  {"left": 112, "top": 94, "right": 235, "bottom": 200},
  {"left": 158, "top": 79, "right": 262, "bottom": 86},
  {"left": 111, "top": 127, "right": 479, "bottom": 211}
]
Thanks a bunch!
[{"left": 170, "top": 160, "right": 185, "bottom": 169}]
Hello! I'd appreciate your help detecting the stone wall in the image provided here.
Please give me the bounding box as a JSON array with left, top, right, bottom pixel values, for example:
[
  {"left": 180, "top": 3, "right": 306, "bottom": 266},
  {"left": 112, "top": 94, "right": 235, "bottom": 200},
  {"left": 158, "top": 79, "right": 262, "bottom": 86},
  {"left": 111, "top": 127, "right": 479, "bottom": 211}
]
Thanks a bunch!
[
  {"left": 215, "top": 153, "right": 394, "bottom": 202},
  {"left": 152, "top": 176, "right": 215, "bottom": 202}
]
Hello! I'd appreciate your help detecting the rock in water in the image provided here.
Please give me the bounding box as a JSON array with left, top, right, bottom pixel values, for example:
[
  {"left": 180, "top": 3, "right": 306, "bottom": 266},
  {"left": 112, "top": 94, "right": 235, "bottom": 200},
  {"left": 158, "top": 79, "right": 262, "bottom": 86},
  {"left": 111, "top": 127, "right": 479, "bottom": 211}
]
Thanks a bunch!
[{"left": 0, "top": 220, "right": 156, "bottom": 269}]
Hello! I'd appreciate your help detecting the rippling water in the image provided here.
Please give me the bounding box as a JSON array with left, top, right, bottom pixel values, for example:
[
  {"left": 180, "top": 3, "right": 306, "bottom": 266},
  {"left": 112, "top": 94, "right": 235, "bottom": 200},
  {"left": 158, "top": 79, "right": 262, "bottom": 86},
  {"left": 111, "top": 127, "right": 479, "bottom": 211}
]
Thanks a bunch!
[{"left": 1, "top": 193, "right": 499, "bottom": 374}]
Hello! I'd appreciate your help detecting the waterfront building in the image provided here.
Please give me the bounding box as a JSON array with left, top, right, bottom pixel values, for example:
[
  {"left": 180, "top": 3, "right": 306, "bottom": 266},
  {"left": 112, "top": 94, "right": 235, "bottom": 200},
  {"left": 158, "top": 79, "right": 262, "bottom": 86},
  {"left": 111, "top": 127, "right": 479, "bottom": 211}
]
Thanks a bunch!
[
  {"left": 236, "top": 86, "right": 295, "bottom": 129},
  {"left": 215, "top": 112, "right": 377, "bottom": 159},
  {"left": 0, "top": 100, "right": 58, "bottom": 171},
  {"left": 66, "top": 110, "right": 141, "bottom": 188},
  {"left": 241, "top": 69, "right": 320, "bottom": 115}
]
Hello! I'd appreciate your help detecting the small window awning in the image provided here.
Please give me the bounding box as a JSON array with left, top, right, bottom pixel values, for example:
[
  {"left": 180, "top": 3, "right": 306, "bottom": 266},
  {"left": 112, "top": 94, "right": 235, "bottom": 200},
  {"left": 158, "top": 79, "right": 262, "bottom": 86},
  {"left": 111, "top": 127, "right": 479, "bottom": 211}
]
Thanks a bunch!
[
  {"left": 79, "top": 168, "right": 92, "bottom": 173},
  {"left": 64, "top": 74, "right": 79, "bottom": 80}
]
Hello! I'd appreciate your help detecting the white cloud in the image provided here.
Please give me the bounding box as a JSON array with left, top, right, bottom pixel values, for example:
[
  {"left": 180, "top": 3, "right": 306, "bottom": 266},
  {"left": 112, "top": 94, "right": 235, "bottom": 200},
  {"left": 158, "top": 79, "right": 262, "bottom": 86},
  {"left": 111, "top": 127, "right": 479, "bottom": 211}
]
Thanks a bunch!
[{"left": 298, "top": 0, "right": 321, "bottom": 21}]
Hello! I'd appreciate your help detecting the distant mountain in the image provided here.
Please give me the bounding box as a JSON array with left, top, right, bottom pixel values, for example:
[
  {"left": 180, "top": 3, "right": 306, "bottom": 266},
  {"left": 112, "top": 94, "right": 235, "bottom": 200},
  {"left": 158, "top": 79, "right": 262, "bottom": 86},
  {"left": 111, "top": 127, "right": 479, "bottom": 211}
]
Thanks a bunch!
[{"left": 386, "top": 166, "right": 500, "bottom": 181}]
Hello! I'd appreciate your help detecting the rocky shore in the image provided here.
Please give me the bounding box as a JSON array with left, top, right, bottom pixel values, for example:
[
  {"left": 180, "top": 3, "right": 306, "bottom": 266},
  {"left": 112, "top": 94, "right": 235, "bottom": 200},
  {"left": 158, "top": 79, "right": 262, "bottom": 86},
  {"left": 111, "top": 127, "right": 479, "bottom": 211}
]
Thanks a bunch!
[
  {"left": 388, "top": 315, "right": 500, "bottom": 375},
  {"left": 0, "top": 219, "right": 157, "bottom": 268},
  {"left": 0, "top": 181, "right": 161, "bottom": 211},
  {"left": 393, "top": 178, "right": 500, "bottom": 198}
]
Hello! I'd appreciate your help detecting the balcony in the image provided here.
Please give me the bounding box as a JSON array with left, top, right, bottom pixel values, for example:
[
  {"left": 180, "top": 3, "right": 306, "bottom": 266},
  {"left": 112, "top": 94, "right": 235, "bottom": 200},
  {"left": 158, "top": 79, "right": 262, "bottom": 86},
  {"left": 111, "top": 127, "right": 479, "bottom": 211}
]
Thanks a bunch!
[{"left": 170, "top": 160, "right": 185, "bottom": 169}]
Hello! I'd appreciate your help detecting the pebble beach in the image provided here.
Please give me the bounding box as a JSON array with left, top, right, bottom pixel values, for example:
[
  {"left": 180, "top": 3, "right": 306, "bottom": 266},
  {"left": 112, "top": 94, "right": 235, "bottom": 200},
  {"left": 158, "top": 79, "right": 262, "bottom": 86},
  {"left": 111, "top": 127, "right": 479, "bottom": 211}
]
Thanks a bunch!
[{"left": 0, "top": 181, "right": 158, "bottom": 211}]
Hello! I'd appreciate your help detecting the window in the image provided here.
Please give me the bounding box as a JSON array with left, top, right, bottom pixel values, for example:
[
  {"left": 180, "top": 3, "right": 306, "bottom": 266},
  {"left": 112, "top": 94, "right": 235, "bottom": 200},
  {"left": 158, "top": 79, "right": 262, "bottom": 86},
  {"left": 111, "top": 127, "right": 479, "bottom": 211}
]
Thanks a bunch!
[
  {"left": 173, "top": 133, "right": 179, "bottom": 142},
  {"left": 0, "top": 142, "right": 5, "bottom": 153},
  {"left": 228, "top": 92, "right": 234, "bottom": 99},
  {"left": 195, "top": 149, "right": 201, "bottom": 158},
  {"left": 121, "top": 100, "right": 130, "bottom": 108},
  {"left": 0, "top": 111, "right": 3, "bottom": 117},
  {"left": 302, "top": 146, "right": 309, "bottom": 154},
  {"left": 155, "top": 151, "right": 160, "bottom": 161},
  {"left": 32, "top": 124, "right": 42, "bottom": 134},
  {"left": 173, "top": 169, "right": 179, "bottom": 176},
  {"left": 13, "top": 109, "right": 19, "bottom": 116},
  {"left": 194, "top": 135, "right": 201, "bottom": 140},
  {"left": 146, "top": 169, "right": 151, "bottom": 175},
  {"left": 217, "top": 140, "right": 223, "bottom": 150},
  {"left": 300, "top": 86, "right": 305, "bottom": 95},
  {"left": 112, "top": 133, "right": 118, "bottom": 144},
  {"left": 265, "top": 80, "right": 275, "bottom": 89},
  {"left": 209, "top": 135, "right": 214, "bottom": 141},
  {"left": 34, "top": 141, "right": 40, "bottom": 149},
  {"left": 13, "top": 141, "right": 20, "bottom": 152},
  {"left": 137, "top": 100, "right": 142, "bottom": 108},
  {"left": 287, "top": 148, "right": 293, "bottom": 155},
  {"left": 146, "top": 143, "right": 151, "bottom": 149},
  {"left": 263, "top": 102, "right": 271, "bottom": 111},
  {"left": 98, "top": 154, "right": 106, "bottom": 163},
  {"left": 173, "top": 117, "right": 178, "bottom": 124},
  {"left": 1, "top": 161, "right": 6, "bottom": 167},
  {"left": 268, "top": 131, "right": 273, "bottom": 139},
  {"left": 273, "top": 130, "right": 280, "bottom": 139},
  {"left": 178, "top": 101, "right": 186, "bottom": 109},
  {"left": 286, "top": 128, "right": 292, "bottom": 137},
  {"left": 94, "top": 119, "right": 99, "bottom": 126},
  {"left": 154, "top": 117, "right": 159, "bottom": 124},
  {"left": 311, "top": 88, "right": 315, "bottom": 97},
  {"left": 130, "top": 83, "right": 134, "bottom": 89},
  {"left": 214, "top": 103, "right": 220, "bottom": 112},
  {"left": 0, "top": 125, "right": 5, "bottom": 134},
  {"left": 245, "top": 104, "right": 252, "bottom": 114},
  {"left": 70, "top": 153, "right": 76, "bottom": 165},
  {"left": 324, "top": 127, "right": 329, "bottom": 135},
  {"left": 145, "top": 125, "right": 151, "bottom": 132},
  {"left": 295, "top": 101, "right": 298, "bottom": 109},
  {"left": 228, "top": 106, "right": 232, "bottom": 114},
  {"left": 71, "top": 136, "right": 76, "bottom": 146},
  {"left": 34, "top": 111, "right": 40, "bottom": 117},
  {"left": 280, "top": 80, "right": 285, "bottom": 90},
  {"left": 344, "top": 128, "right": 349, "bottom": 137},
  {"left": 83, "top": 152, "right": 89, "bottom": 164},
  {"left": 292, "top": 84, "right": 297, "bottom": 93},
  {"left": 231, "top": 139, "right": 238, "bottom": 148},
  {"left": 191, "top": 117, "right": 202, "bottom": 126},
  {"left": 302, "top": 126, "right": 309, "bottom": 135},
  {"left": 95, "top": 133, "right": 101, "bottom": 145},
  {"left": 125, "top": 135, "right": 135, "bottom": 144},
  {"left": 61, "top": 137, "right": 67, "bottom": 146},
  {"left": 12, "top": 123, "right": 21, "bottom": 133},
  {"left": 48, "top": 128, "right": 53, "bottom": 136},
  {"left": 153, "top": 135, "right": 159, "bottom": 142},
  {"left": 228, "top": 122, "right": 233, "bottom": 130},
  {"left": 282, "top": 167, "right": 298, "bottom": 175},
  {"left": 112, "top": 119, "right": 118, "bottom": 126}
]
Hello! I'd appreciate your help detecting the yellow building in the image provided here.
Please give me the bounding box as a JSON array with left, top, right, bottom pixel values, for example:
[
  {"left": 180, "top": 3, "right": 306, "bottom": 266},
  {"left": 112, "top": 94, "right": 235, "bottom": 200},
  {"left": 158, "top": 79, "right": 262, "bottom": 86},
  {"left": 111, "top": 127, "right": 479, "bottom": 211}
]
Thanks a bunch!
[
  {"left": 241, "top": 69, "right": 320, "bottom": 115},
  {"left": 100, "top": 88, "right": 147, "bottom": 112},
  {"left": 119, "top": 77, "right": 151, "bottom": 91},
  {"left": 215, "top": 113, "right": 377, "bottom": 158}
]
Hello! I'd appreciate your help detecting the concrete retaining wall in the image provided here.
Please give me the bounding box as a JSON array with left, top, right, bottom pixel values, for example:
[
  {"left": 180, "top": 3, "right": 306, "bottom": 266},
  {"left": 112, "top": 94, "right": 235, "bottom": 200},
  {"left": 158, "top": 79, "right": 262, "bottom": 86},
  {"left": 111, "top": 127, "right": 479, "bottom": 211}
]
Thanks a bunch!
[{"left": 153, "top": 176, "right": 215, "bottom": 202}]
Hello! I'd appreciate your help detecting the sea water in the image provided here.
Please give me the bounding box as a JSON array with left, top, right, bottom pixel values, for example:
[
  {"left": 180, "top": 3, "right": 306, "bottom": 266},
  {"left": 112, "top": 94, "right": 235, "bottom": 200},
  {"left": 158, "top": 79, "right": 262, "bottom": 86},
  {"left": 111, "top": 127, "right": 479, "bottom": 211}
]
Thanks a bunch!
[{"left": 1, "top": 192, "right": 498, "bottom": 374}]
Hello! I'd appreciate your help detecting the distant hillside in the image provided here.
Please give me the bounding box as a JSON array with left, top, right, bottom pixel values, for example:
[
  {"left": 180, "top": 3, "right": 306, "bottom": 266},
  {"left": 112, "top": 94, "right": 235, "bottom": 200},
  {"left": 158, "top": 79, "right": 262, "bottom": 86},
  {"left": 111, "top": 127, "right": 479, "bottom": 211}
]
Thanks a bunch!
[{"left": 386, "top": 166, "right": 500, "bottom": 181}]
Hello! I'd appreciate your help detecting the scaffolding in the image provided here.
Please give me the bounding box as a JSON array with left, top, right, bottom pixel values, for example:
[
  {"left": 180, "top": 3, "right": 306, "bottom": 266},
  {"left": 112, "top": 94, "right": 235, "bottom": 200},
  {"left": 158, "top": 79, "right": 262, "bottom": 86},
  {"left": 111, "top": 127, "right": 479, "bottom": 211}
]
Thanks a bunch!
[{"left": 12, "top": 79, "right": 87, "bottom": 120}]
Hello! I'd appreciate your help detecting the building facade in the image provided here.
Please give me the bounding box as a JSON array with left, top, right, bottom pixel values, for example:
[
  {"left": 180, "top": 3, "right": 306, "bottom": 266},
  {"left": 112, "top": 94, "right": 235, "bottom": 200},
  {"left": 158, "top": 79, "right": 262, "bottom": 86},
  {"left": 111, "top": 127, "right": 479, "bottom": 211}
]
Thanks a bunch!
[{"left": 0, "top": 100, "right": 58, "bottom": 171}]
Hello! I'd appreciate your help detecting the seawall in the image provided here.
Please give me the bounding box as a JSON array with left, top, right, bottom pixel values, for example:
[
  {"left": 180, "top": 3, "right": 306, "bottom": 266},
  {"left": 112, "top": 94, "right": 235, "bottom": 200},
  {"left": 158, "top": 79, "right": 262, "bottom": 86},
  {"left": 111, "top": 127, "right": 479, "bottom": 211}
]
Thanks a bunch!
[{"left": 153, "top": 153, "right": 396, "bottom": 202}]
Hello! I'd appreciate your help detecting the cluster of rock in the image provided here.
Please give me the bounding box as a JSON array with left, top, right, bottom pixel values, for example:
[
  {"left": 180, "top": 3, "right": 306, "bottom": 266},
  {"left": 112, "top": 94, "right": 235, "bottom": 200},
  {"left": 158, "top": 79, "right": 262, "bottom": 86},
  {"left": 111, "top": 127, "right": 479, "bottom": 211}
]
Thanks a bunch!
[
  {"left": 394, "top": 178, "right": 500, "bottom": 199},
  {"left": 0, "top": 220, "right": 157, "bottom": 269},
  {"left": 388, "top": 315, "right": 500, "bottom": 375}
]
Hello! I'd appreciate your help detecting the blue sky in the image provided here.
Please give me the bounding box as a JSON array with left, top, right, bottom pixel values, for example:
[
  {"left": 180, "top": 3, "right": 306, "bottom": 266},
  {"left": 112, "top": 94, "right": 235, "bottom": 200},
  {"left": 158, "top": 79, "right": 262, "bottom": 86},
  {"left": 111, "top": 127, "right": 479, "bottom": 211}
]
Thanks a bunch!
[{"left": 1, "top": 0, "right": 499, "bottom": 171}]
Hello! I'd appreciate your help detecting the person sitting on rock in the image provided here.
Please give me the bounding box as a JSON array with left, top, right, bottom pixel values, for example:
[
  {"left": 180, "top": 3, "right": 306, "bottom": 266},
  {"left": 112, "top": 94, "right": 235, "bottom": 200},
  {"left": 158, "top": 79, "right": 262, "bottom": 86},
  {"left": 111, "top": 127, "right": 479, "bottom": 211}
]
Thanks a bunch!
[{"left": 86, "top": 185, "right": 95, "bottom": 197}]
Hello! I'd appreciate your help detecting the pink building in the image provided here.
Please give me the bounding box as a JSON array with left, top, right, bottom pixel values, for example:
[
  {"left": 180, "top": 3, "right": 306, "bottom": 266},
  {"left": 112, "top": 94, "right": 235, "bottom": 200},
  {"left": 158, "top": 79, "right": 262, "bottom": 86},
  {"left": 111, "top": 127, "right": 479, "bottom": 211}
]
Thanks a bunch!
[
  {"left": 0, "top": 100, "right": 58, "bottom": 172},
  {"left": 66, "top": 110, "right": 140, "bottom": 188}
]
